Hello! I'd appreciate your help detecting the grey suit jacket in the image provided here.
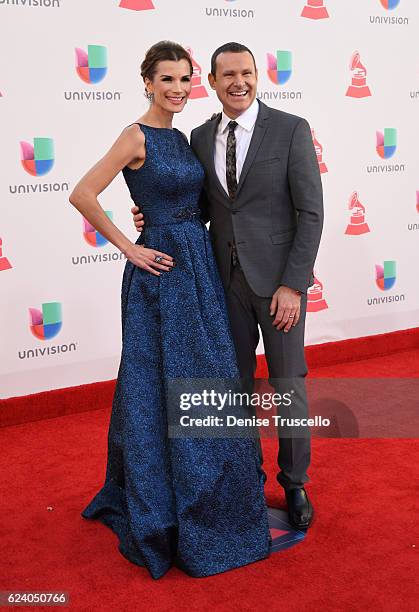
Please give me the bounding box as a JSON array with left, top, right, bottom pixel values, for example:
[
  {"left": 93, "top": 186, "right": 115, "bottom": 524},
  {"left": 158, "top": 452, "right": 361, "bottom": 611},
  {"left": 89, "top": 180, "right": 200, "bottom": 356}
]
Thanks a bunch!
[{"left": 190, "top": 100, "right": 324, "bottom": 297}]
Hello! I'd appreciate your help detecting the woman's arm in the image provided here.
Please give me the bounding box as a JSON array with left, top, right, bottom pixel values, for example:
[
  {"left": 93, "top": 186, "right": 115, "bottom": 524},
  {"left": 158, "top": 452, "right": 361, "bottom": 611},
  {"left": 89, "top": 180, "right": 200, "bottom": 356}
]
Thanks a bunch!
[{"left": 69, "top": 125, "right": 174, "bottom": 275}]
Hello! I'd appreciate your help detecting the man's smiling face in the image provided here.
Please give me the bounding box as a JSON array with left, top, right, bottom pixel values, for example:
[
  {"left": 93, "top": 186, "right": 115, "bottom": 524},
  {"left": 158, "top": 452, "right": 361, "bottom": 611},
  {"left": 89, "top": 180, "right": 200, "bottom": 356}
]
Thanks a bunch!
[{"left": 208, "top": 51, "right": 258, "bottom": 119}]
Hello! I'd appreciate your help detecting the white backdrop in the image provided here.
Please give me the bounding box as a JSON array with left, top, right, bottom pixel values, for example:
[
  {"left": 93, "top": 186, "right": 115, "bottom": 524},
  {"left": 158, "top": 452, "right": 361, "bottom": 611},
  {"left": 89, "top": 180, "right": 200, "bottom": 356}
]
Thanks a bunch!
[{"left": 1, "top": 0, "right": 418, "bottom": 398}]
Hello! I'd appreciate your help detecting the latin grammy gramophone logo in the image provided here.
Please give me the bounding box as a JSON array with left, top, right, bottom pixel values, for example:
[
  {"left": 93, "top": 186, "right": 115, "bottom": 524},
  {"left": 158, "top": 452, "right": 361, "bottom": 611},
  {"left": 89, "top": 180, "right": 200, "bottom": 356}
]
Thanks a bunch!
[
  {"left": 345, "top": 192, "right": 370, "bottom": 236},
  {"left": 307, "top": 275, "right": 328, "bottom": 312},
  {"left": 346, "top": 51, "right": 372, "bottom": 98},
  {"left": 119, "top": 0, "right": 155, "bottom": 9},
  {"left": 311, "top": 130, "right": 327, "bottom": 174},
  {"left": 185, "top": 48, "right": 208, "bottom": 100},
  {"left": 301, "top": 0, "right": 329, "bottom": 20},
  {"left": 0, "top": 237, "right": 12, "bottom": 271}
]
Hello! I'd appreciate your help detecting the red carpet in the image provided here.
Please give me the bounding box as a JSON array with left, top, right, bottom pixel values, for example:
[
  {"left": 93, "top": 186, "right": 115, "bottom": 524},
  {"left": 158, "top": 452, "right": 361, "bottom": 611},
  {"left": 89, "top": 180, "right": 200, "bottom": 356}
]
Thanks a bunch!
[
  {"left": 0, "top": 329, "right": 418, "bottom": 610},
  {"left": 1, "top": 327, "right": 418, "bottom": 428}
]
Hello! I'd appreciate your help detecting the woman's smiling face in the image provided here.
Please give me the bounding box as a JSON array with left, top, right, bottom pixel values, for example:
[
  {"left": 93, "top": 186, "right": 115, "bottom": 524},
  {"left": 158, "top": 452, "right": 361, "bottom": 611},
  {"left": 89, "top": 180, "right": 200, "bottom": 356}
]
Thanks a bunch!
[{"left": 145, "top": 59, "right": 192, "bottom": 114}]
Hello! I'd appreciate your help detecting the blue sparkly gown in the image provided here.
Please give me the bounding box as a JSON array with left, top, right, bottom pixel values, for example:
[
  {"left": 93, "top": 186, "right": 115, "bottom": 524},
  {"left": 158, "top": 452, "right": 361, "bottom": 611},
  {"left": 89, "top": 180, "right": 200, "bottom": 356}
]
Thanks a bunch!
[{"left": 81, "top": 123, "right": 270, "bottom": 579}]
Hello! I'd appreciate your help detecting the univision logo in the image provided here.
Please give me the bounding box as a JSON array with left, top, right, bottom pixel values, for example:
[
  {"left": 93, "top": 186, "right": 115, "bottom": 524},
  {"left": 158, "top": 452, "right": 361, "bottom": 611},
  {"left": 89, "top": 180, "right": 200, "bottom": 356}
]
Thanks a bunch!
[
  {"left": 407, "top": 191, "right": 419, "bottom": 232},
  {"left": 375, "top": 261, "right": 396, "bottom": 291},
  {"left": 258, "top": 50, "right": 302, "bottom": 102},
  {"left": 267, "top": 50, "right": 292, "bottom": 85},
  {"left": 20, "top": 137, "right": 54, "bottom": 176},
  {"left": 18, "top": 301, "right": 77, "bottom": 360},
  {"left": 76, "top": 45, "right": 107, "bottom": 84},
  {"left": 367, "top": 261, "right": 405, "bottom": 305},
  {"left": 380, "top": 0, "right": 400, "bottom": 9},
  {"left": 83, "top": 212, "right": 112, "bottom": 247},
  {"left": 367, "top": 127, "right": 405, "bottom": 174},
  {"left": 205, "top": 0, "right": 254, "bottom": 19},
  {"left": 0, "top": 0, "right": 60, "bottom": 7},
  {"left": 370, "top": 0, "right": 408, "bottom": 24},
  {"left": 65, "top": 45, "right": 122, "bottom": 102},
  {"left": 376, "top": 128, "right": 397, "bottom": 159},
  {"left": 29, "top": 302, "right": 62, "bottom": 340},
  {"left": 72, "top": 213, "right": 126, "bottom": 265},
  {"left": 9, "top": 137, "right": 69, "bottom": 195}
]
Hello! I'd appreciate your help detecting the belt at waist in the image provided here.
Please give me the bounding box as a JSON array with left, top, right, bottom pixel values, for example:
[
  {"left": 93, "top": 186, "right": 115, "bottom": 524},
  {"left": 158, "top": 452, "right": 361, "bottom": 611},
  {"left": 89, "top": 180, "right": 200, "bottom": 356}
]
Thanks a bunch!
[{"left": 138, "top": 206, "right": 202, "bottom": 227}]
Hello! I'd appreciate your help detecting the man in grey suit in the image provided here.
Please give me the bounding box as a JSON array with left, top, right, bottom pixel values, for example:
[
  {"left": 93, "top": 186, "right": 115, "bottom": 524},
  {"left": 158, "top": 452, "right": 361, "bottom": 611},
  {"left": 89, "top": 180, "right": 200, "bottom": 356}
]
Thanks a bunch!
[{"left": 133, "top": 42, "right": 323, "bottom": 530}]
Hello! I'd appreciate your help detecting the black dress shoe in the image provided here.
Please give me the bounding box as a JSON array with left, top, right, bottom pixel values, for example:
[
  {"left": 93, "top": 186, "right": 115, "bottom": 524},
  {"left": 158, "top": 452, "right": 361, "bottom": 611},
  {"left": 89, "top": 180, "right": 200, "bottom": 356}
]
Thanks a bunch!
[{"left": 285, "top": 488, "right": 314, "bottom": 530}]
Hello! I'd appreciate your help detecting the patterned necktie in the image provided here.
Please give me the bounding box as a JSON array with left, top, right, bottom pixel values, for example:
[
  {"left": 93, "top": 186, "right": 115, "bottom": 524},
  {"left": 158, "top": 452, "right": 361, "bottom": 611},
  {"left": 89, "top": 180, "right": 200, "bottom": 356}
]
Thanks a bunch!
[{"left": 226, "top": 120, "right": 238, "bottom": 199}]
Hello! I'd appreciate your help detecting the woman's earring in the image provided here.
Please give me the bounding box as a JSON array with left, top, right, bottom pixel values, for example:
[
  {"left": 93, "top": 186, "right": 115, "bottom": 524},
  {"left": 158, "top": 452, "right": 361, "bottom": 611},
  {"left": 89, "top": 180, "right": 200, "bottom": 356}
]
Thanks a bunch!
[{"left": 145, "top": 89, "right": 154, "bottom": 103}]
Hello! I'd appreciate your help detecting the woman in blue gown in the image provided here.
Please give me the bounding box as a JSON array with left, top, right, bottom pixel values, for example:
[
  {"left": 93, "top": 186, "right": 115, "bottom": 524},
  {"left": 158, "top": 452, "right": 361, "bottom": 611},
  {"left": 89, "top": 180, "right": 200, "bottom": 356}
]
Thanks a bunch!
[{"left": 69, "top": 41, "right": 270, "bottom": 579}]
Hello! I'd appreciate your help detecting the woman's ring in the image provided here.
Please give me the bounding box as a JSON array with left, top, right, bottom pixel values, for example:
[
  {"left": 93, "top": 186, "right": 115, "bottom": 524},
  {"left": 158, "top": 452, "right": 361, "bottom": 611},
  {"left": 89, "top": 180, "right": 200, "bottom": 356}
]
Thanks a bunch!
[{"left": 154, "top": 255, "right": 163, "bottom": 263}]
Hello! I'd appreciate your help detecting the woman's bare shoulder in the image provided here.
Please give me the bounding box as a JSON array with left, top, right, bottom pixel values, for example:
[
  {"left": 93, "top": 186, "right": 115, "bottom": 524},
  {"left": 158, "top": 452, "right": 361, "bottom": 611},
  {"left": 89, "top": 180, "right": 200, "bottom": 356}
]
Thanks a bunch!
[{"left": 121, "top": 122, "right": 146, "bottom": 145}]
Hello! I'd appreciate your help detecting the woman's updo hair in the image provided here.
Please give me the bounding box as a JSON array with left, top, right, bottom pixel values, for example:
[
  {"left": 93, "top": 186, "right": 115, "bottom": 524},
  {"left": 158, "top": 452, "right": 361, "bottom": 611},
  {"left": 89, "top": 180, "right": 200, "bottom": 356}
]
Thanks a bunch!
[{"left": 141, "top": 41, "right": 193, "bottom": 82}]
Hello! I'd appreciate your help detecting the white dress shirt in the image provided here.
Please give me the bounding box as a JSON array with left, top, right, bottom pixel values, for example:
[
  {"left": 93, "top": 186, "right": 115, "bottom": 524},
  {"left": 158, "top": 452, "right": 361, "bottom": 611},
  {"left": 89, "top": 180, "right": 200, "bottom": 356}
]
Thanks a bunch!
[{"left": 214, "top": 97, "right": 259, "bottom": 196}]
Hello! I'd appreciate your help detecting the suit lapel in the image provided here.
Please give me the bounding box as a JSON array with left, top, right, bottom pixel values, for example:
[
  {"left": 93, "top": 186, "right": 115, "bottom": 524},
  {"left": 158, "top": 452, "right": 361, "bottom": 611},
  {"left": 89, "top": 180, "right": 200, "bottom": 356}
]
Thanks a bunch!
[
  {"left": 201, "top": 101, "right": 270, "bottom": 204},
  {"left": 202, "top": 114, "right": 231, "bottom": 201},
  {"left": 235, "top": 101, "right": 269, "bottom": 199}
]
